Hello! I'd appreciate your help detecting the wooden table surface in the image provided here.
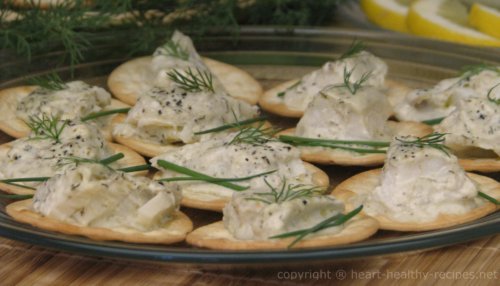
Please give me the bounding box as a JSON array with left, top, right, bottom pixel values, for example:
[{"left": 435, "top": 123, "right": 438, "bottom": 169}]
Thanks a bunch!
[{"left": 0, "top": 235, "right": 498, "bottom": 285}]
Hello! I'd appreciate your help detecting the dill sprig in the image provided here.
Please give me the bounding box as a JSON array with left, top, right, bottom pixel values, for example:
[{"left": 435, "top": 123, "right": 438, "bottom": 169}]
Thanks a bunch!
[
  {"left": 156, "top": 159, "right": 248, "bottom": 191},
  {"left": 25, "top": 114, "right": 68, "bottom": 143},
  {"left": 245, "top": 179, "right": 325, "bottom": 205},
  {"left": 229, "top": 122, "right": 280, "bottom": 146},
  {"left": 279, "top": 135, "right": 389, "bottom": 154},
  {"left": 478, "top": 191, "right": 499, "bottom": 205},
  {"left": 277, "top": 80, "right": 301, "bottom": 98},
  {"left": 167, "top": 68, "right": 214, "bottom": 93},
  {"left": 323, "top": 66, "right": 372, "bottom": 95},
  {"left": 157, "top": 39, "right": 189, "bottom": 60},
  {"left": 486, "top": 83, "right": 500, "bottom": 105},
  {"left": 459, "top": 64, "right": 500, "bottom": 78},
  {"left": 338, "top": 40, "right": 365, "bottom": 60},
  {"left": 396, "top": 133, "right": 451, "bottom": 156},
  {"left": 270, "top": 205, "right": 363, "bottom": 248},
  {"left": 81, "top": 108, "right": 131, "bottom": 121},
  {"left": 422, "top": 117, "right": 445, "bottom": 125},
  {"left": 194, "top": 116, "right": 268, "bottom": 135},
  {"left": 27, "top": 73, "right": 67, "bottom": 91}
]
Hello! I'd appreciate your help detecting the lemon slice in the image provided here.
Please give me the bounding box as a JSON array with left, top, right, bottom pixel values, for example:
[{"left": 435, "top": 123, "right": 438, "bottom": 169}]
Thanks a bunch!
[
  {"left": 361, "top": 0, "right": 410, "bottom": 33},
  {"left": 407, "top": 0, "right": 500, "bottom": 47},
  {"left": 469, "top": 3, "right": 500, "bottom": 39}
]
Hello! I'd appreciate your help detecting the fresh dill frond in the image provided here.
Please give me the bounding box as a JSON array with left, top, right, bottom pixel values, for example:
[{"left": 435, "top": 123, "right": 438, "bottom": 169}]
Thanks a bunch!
[
  {"left": 167, "top": 68, "right": 214, "bottom": 93},
  {"left": 459, "top": 64, "right": 500, "bottom": 78},
  {"left": 25, "top": 114, "right": 67, "bottom": 143},
  {"left": 486, "top": 83, "right": 500, "bottom": 105},
  {"left": 338, "top": 40, "right": 365, "bottom": 60},
  {"left": 269, "top": 205, "right": 363, "bottom": 248},
  {"left": 229, "top": 122, "right": 280, "bottom": 146},
  {"left": 245, "top": 179, "right": 325, "bottom": 205},
  {"left": 157, "top": 39, "right": 189, "bottom": 60},
  {"left": 277, "top": 80, "right": 301, "bottom": 98},
  {"left": 27, "top": 73, "right": 67, "bottom": 91},
  {"left": 323, "top": 66, "right": 372, "bottom": 95},
  {"left": 396, "top": 133, "right": 451, "bottom": 156}
]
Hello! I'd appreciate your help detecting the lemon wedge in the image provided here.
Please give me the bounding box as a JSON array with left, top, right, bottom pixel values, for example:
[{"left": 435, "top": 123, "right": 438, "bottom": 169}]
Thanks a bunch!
[
  {"left": 361, "top": 0, "right": 410, "bottom": 33},
  {"left": 407, "top": 0, "right": 500, "bottom": 47},
  {"left": 469, "top": 3, "right": 500, "bottom": 39}
]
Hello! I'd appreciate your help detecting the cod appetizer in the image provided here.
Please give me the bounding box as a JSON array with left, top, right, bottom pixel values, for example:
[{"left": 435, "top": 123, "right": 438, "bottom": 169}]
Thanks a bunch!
[
  {"left": 0, "top": 117, "right": 146, "bottom": 195},
  {"left": 394, "top": 65, "right": 500, "bottom": 123},
  {"left": 333, "top": 134, "right": 500, "bottom": 232},
  {"left": 0, "top": 75, "right": 129, "bottom": 140},
  {"left": 259, "top": 41, "right": 409, "bottom": 118},
  {"left": 186, "top": 178, "right": 379, "bottom": 250},
  {"left": 112, "top": 67, "right": 259, "bottom": 157},
  {"left": 108, "top": 30, "right": 262, "bottom": 105},
  {"left": 150, "top": 124, "right": 329, "bottom": 212},
  {"left": 278, "top": 72, "right": 431, "bottom": 166},
  {"left": 434, "top": 83, "right": 500, "bottom": 172},
  {"left": 6, "top": 162, "right": 192, "bottom": 244}
]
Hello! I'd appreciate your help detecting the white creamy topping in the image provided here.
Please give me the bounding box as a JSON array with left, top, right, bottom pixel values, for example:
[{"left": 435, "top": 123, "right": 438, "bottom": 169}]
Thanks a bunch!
[
  {"left": 0, "top": 121, "right": 112, "bottom": 183},
  {"left": 151, "top": 132, "right": 314, "bottom": 198},
  {"left": 223, "top": 189, "right": 344, "bottom": 240},
  {"left": 113, "top": 86, "right": 258, "bottom": 144},
  {"left": 295, "top": 85, "right": 392, "bottom": 141},
  {"left": 151, "top": 30, "right": 226, "bottom": 93},
  {"left": 395, "top": 69, "right": 500, "bottom": 121},
  {"left": 16, "top": 81, "right": 111, "bottom": 122},
  {"left": 363, "top": 136, "right": 480, "bottom": 222},
  {"left": 33, "top": 164, "right": 181, "bottom": 231},
  {"left": 435, "top": 88, "right": 500, "bottom": 156},
  {"left": 278, "top": 51, "right": 387, "bottom": 111}
]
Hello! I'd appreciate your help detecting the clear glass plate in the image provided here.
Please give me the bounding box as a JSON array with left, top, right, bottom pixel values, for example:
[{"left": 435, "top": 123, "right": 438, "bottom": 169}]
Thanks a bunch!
[{"left": 0, "top": 27, "right": 498, "bottom": 264}]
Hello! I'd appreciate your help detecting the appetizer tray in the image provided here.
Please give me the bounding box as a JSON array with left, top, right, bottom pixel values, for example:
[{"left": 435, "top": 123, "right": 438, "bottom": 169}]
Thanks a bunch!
[{"left": 0, "top": 28, "right": 498, "bottom": 264}]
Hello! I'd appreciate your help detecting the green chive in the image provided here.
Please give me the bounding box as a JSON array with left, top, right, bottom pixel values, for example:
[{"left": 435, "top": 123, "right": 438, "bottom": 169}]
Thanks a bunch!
[
  {"left": 117, "top": 164, "right": 152, "bottom": 173},
  {"left": 0, "top": 194, "right": 34, "bottom": 200},
  {"left": 422, "top": 117, "right": 445, "bottom": 125},
  {"left": 81, "top": 108, "right": 131, "bottom": 122},
  {"left": 1, "top": 182, "right": 36, "bottom": 190},
  {"left": 194, "top": 116, "right": 268, "bottom": 135},
  {"left": 1, "top": 177, "right": 49, "bottom": 183},
  {"left": 99, "top": 153, "right": 125, "bottom": 165},
  {"left": 279, "top": 135, "right": 390, "bottom": 147},
  {"left": 478, "top": 191, "right": 499, "bottom": 205},
  {"left": 158, "top": 169, "right": 276, "bottom": 183}
]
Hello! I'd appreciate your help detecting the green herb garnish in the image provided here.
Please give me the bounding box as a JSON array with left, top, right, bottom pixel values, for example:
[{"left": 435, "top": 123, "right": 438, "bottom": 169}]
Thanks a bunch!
[
  {"left": 279, "top": 135, "right": 389, "bottom": 154},
  {"left": 270, "top": 205, "right": 363, "bottom": 248},
  {"left": 338, "top": 40, "right": 365, "bottom": 60},
  {"left": 323, "top": 66, "right": 372, "bottom": 95},
  {"left": 117, "top": 164, "right": 152, "bottom": 173},
  {"left": 156, "top": 159, "right": 248, "bottom": 191},
  {"left": 27, "top": 73, "right": 67, "bottom": 91},
  {"left": 486, "top": 83, "right": 500, "bottom": 105},
  {"left": 229, "top": 122, "right": 280, "bottom": 146},
  {"left": 167, "top": 68, "right": 214, "bottom": 93},
  {"left": 396, "top": 133, "right": 451, "bottom": 156},
  {"left": 194, "top": 116, "right": 268, "bottom": 135},
  {"left": 59, "top": 153, "right": 125, "bottom": 169},
  {"left": 159, "top": 169, "right": 276, "bottom": 183},
  {"left": 0, "top": 194, "right": 34, "bottom": 200},
  {"left": 459, "top": 64, "right": 500, "bottom": 78},
  {"left": 1, "top": 177, "right": 49, "bottom": 183},
  {"left": 277, "top": 80, "right": 301, "bottom": 98},
  {"left": 158, "top": 39, "right": 189, "bottom": 60},
  {"left": 245, "top": 179, "right": 325, "bottom": 205},
  {"left": 25, "top": 114, "right": 67, "bottom": 143},
  {"left": 422, "top": 117, "right": 445, "bottom": 125},
  {"left": 478, "top": 191, "right": 499, "bottom": 205},
  {"left": 81, "top": 108, "right": 131, "bottom": 122}
]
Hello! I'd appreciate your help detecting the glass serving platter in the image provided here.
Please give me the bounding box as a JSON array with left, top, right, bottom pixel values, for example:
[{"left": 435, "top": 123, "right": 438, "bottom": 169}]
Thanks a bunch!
[{"left": 0, "top": 27, "right": 498, "bottom": 264}]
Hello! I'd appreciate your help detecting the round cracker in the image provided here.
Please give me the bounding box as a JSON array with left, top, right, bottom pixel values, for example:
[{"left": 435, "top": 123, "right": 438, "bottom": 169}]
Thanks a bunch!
[
  {"left": 259, "top": 78, "right": 410, "bottom": 118},
  {"left": 332, "top": 169, "right": 499, "bottom": 231},
  {"left": 0, "top": 85, "right": 129, "bottom": 141},
  {"left": 186, "top": 215, "right": 379, "bottom": 250},
  {"left": 107, "top": 56, "right": 262, "bottom": 106},
  {"left": 0, "top": 142, "right": 146, "bottom": 195},
  {"left": 6, "top": 199, "right": 192, "bottom": 244},
  {"left": 279, "top": 121, "right": 432, "bottom": 166},
  {"left": 153, "top": 162, "right": 330, "bottom": 212}
]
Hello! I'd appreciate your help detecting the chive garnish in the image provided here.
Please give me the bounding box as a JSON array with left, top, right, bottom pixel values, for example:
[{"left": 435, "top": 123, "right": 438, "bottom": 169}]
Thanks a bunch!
[
  {"left": 478, "top": 191, "right": 499, "bottom": 205},
  {"left": 270, "top": 205, "right": 363, "bottom": 248},
  {"left": 0, "top": 194, "right": 34, "bottom": 200},
  {"left": 1, "top": 182, "right": 36, "bottom": 190},
  {"left": 167, "top": 67, "right": 214, "bottom": 93},
  {"left": 0, "top": 177, "right": 49, "bottom": 183},
  {"left": 117, "top": 164, "right": 152, "bottom": 173},
  {"left": 279, "top": 135, "right": 389, "bottom": 153},
  {"left": 194, "top": 116, "right": 268, "bottom": 135},
  {"left": 486, "top": 83, "right": 500, "bottom": 105},
  {"left": 156, "top": 159, "right": 248, "bottom": 191},
  {"left": 277, "top": 80, "right": 301, "bottom": 98},
  {"left": 81, "top": 108, "right": 131, "bottom": 121},
  {"left": 422, "top": 117, "right": 445, "bottom": 125},
  {"left": 159, "top": 169, "right": 276, "bottom": 183}
]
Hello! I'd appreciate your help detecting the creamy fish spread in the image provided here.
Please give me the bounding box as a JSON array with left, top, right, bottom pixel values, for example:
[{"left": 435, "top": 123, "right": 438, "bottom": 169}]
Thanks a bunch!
[
  {"left": 33, "top": 163, "right": 181, "bottom": 231},
  {"left": 362, "top": 136, "right": 481, "bottom": 222}
]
